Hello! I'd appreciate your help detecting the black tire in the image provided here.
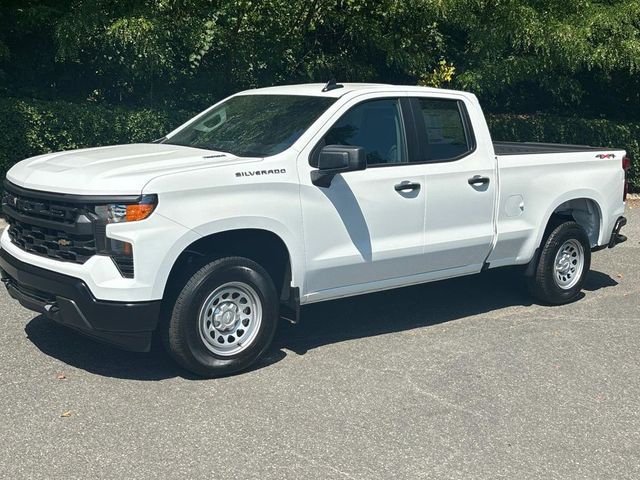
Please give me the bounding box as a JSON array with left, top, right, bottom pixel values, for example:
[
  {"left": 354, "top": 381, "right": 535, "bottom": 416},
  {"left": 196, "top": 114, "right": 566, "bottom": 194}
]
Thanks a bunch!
[
  {"left": 162, "top": 256, "right": 279, "bottom": 378},
  {"left": 527, "top": 221, "right": 591, "bottom": 305}
]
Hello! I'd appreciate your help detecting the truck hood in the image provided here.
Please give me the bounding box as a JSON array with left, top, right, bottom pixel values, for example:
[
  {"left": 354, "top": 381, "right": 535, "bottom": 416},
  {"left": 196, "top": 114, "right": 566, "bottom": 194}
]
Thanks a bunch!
[{"left": 6, "top": 143, "right": 258, "bottom": 195}]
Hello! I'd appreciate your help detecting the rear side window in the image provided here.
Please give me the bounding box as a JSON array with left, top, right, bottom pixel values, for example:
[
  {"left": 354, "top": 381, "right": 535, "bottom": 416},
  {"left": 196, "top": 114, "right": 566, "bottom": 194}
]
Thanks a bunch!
[
  {"left": 322, "top": 99, "right": 407, "bottom": 166},
  {"left": 415, "top": 98, "right": 473, "bottom": 162}
]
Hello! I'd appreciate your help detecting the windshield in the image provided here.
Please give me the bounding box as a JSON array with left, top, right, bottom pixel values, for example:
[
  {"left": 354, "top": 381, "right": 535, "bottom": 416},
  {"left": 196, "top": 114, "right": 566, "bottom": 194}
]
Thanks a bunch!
[{"left": 164, "top": 94, "right": 336, "bottom": 157}]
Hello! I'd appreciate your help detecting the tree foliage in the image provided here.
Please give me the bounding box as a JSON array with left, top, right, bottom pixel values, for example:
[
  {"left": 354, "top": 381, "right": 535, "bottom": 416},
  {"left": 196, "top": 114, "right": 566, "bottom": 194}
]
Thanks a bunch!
[
  {"left": 1, "top": 0, "right": 639, "bottom": 118},
  {"left": 2, "top": 0, "right": 446, "bottom": 107},
  {"left": 444, "top": 0, "right": 640, "bottom": 117}
]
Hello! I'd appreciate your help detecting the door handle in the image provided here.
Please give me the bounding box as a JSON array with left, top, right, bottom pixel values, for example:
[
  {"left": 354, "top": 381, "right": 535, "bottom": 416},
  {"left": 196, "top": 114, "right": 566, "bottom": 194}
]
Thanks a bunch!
[
  {"left": 394, "top": 181, "right": 421, "bottom": 192},
  {"left": 468, "top": 175, "right": 490, "bottom": 186}
]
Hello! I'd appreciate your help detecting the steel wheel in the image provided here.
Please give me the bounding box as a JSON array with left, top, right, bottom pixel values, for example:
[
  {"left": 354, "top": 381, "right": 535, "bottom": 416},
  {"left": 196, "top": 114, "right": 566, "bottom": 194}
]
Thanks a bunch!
[
  {"left": 164, "top": 256, "right": 279, "bottom": 377},
  {"left": 553, "top": 239, "right": 584, "bottom": 290},
  {"left": 198, "top": 281, "right": 263, "bottom": 356}
]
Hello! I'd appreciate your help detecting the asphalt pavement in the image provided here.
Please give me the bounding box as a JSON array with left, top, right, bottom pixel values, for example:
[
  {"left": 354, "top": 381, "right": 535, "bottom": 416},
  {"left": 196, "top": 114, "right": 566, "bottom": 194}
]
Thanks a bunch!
[{"left": 0, "top": 205, "right": 639, "bottom": 479}]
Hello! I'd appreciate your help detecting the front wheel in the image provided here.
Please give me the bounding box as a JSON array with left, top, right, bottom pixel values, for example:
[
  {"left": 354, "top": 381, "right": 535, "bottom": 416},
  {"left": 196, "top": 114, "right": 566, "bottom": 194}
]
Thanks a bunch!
[
  {"left": 163, "top": 256, "right": 279, "bottom": 377},
  {"left": 527, "top": 221, "right": 591, "bottom": 305}
]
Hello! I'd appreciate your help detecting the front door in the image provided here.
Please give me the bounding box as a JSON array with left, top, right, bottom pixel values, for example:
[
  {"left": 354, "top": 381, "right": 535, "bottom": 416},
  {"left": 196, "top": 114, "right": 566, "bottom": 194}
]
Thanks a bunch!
[{"left": 298, "top": 96, "right": 428, "bottom": 301}]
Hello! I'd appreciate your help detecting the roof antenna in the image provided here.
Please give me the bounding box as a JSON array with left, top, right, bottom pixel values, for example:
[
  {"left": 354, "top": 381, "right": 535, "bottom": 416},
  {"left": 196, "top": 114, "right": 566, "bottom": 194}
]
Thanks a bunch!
[{"left": 322, "top": 79, "right": 344, "bottom": 92}]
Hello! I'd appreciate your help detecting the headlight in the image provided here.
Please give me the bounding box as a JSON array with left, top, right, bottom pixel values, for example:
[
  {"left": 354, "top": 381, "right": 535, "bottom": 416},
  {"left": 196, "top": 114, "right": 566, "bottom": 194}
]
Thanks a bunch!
[
  {"left": 94, "top": 194, "right": 158, "bottom": 223},
  {"left": 92, "top": 194, "right": 157, "bottom": 278}
]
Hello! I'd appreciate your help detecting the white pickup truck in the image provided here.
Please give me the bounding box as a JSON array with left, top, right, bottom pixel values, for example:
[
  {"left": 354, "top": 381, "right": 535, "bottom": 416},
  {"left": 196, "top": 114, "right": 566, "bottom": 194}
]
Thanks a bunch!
[{"left": 0, "top": 82, "right": 630, "bottom": 377}]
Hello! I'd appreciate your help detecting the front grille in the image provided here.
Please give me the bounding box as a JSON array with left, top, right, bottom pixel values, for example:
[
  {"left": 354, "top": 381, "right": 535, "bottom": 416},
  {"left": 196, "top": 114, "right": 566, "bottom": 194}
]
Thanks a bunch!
[
  {"left": 2, "top": 183, "right": 136, "bottom": 277},
  {"left": 7, "top": 219, "right": 96, "bottom": 263},
  {"left": 2, "top": 186, "right": 96, "bottom": 265},
  {"left": 2, "top": 191, "right": 80, "bottom": 224}
]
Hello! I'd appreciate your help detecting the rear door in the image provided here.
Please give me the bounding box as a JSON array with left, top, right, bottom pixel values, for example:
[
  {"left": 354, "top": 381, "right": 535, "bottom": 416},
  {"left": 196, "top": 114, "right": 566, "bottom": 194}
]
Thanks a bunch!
[{"left": 409, "top": 95, "right": 496, "bottom": 273}]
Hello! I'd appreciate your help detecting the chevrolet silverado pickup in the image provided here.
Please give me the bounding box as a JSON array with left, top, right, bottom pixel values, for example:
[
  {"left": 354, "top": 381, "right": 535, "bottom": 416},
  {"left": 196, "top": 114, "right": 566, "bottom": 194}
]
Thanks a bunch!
[{"left": 0, "top": 82, "right": 630, "bottom": 377}]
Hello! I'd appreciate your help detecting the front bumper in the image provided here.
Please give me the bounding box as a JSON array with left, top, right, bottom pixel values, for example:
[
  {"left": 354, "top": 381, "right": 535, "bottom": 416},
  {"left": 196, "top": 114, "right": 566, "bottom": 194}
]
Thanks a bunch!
[{"left": 0, "top": 248, "right": 161, "bottom": 352}]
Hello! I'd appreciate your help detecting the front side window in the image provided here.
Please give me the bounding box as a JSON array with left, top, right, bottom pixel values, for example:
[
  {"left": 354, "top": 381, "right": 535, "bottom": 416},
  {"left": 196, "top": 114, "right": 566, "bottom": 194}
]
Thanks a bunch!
[
  {"left": 416, "top": 98, "right": 473, "bottom": 162},
  {"left": 321, "top": 98, "right": 407, "bottom": 166},
  {"left": 165, "top": 95, "right": 335, "bottom": 157}
]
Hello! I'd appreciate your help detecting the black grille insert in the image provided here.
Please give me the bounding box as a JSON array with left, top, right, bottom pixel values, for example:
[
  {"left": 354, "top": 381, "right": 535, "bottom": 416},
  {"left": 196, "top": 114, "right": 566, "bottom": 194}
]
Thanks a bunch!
[
  {"left": 2, "top": 190, "right": 80, "bottom": 225},
  {"left": 7, "top": 220, "right": 96, "bottom": 264}
]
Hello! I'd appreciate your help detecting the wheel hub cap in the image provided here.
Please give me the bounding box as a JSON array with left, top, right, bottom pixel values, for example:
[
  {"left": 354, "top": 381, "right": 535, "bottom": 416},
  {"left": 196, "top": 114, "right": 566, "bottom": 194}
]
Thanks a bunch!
[
  {"left": 198, "top": 282, "right": 263, "bottom": 357},
  {"left": 213, "top": 302, "right": 239, "bottom": 331},
  {"left": 553, "top": 239, "right": 584, "bottom": 290}
]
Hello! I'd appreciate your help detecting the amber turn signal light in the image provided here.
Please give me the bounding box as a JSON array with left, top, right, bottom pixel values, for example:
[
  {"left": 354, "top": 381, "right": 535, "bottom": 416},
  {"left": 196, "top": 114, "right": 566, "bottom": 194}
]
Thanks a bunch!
[{"left": 126, "top": 203, "right": 155, "bottom": 222}]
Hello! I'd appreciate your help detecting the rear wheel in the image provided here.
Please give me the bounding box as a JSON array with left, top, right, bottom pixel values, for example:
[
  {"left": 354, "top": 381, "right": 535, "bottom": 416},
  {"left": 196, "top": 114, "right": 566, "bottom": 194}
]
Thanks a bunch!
[
  {"left": 163, "top": 256, "right": 279, "bottom": 377},
  {"left": 527, "top": 221, "right": 591, "bottom": 305}
]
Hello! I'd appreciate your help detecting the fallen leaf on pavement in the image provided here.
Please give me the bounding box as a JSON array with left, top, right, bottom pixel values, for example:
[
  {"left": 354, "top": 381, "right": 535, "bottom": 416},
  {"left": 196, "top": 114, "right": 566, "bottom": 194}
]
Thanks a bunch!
[{"left": 61, "top": 411, "right": 72, "bottom": 418}]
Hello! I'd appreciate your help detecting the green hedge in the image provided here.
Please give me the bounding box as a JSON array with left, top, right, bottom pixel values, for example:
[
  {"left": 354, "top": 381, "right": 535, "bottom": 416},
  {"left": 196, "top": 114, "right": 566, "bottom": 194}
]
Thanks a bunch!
[
  {"left": 0, "top": 97, "right": 195, "bottom": 189},
  {"left": 488, "top": 114, "right": 639, "bottom": 190},
  {"left": 0, "top": 97, "right": 638, "bottom": 191}
]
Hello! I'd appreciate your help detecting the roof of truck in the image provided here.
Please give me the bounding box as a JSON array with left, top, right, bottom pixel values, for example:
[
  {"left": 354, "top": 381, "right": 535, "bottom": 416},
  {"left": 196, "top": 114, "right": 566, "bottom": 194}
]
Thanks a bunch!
[{"left": 236, "top": 82, "right": 468, "bottom": 99}]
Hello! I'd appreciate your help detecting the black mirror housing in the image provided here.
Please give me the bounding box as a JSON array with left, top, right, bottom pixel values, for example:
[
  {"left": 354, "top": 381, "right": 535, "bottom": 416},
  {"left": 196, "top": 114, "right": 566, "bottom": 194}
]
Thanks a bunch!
[{"left": 311, "top": 145, "right": 366, "bottom": 187}]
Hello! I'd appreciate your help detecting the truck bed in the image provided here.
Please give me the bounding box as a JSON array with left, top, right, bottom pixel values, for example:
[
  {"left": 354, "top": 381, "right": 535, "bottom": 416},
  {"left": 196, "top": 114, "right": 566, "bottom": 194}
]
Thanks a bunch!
[{"left": 493, "top": 141, "right": 607, "bottom": 156}]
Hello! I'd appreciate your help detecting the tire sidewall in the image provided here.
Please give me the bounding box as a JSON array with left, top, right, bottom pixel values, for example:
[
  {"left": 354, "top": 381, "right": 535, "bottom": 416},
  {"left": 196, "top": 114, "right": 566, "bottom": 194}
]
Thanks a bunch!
[{"left": 176, "top": 260, "right": 278, "bottom": 376}]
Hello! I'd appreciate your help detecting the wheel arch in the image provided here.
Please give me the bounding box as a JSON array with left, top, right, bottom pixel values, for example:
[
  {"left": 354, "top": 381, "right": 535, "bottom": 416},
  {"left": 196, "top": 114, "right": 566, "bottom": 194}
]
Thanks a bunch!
[
  {"left": 536, "top": 191, "right": 604, "bottom": 248},
  {"left": 162, "top": 227, "right": 297, "bottom": 302},
  {"left": 524, "top": 194, "right": 602, "bottom": 277}
]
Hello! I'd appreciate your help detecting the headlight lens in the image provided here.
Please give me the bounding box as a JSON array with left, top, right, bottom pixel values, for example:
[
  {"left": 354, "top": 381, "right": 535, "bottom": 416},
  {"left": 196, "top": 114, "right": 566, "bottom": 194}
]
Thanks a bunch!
[
  {"left": 94, "top": 194, "right": 157, "bottom": 223},
  {"left": 91, "top": 194, "right": 157, "bottom": 279}
]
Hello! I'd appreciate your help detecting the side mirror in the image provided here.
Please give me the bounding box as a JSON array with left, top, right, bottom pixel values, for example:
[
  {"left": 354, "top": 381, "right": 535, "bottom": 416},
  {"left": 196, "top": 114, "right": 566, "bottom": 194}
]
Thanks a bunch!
[{"left": 311, "top": 145, "right": 366, "bottom": 187}]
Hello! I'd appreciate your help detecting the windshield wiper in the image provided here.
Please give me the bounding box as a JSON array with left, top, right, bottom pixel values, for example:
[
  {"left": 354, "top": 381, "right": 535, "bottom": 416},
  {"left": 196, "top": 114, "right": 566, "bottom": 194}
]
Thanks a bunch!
[
  {"left": 236, "top": 150, "right": 267, "bottom": 157},
  {"left": 201, "top": 145, "right": 235, "bottom": 155}
]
